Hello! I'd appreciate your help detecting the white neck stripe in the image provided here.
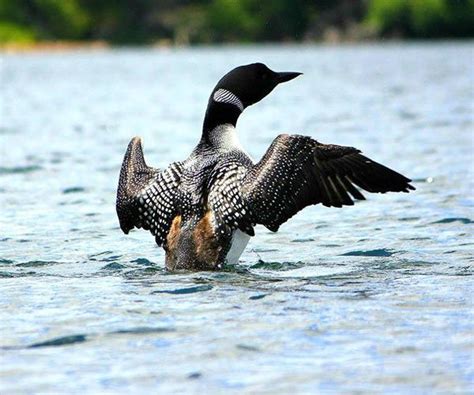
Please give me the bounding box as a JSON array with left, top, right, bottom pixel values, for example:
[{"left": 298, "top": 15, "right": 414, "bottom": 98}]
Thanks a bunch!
[{"left": 213, "top": 89, "right": 244, "bottom": 111}]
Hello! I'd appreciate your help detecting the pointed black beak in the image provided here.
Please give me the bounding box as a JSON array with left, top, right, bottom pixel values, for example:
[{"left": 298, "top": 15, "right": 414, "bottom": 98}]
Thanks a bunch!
[{"left": 277, "top": 71, "right": 302, "bottom": 83}]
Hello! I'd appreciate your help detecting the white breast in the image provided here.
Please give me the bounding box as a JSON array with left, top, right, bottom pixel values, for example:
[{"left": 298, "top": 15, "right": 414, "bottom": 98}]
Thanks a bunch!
[{"left": 225, "top": 229, "right": 251, "bottom": 265}]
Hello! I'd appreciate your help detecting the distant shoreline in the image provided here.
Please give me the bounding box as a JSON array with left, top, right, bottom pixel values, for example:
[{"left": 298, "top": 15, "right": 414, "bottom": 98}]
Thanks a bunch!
[
  {"left": 0, "top": 41, "right": 110, "bottom": 53},
  {"left": 1, "top": 38, "right": 472, "bottom": 54}
]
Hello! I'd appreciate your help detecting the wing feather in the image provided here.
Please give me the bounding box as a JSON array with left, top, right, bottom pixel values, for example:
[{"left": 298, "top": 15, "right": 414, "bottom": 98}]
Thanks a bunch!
[
  {"left": 242, "top": 134, "right": 414, "bottom": 231},
  {"left": 116, "top": 137, "right": 182, "bottom": 246},
  {"left": 207, "top": 158, "right": 255, "bottom": 236}
]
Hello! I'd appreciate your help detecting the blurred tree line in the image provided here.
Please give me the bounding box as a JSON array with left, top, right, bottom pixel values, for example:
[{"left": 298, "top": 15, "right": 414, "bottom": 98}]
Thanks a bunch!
[{"left": 0, "top": 0, "right": 473, "bottom": 45}]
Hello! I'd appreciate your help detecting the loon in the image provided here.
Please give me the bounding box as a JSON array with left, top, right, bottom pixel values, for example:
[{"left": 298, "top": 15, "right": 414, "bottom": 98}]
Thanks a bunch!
[{"left": 116, "top": 63, "right": 414, "bottom": 270}]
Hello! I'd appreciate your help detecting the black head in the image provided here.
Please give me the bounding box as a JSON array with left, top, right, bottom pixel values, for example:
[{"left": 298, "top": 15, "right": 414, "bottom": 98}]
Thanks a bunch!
[
  {"left": 203, "top": 63, "right": 301, "bottom": 132},
  {"left": 212, "top": 62, "right": 301, "bottom": 108}
]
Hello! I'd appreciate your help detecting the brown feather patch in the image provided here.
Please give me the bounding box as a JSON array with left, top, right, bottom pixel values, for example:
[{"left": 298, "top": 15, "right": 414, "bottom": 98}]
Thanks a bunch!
[
  {"left": 193, "top": 211, "right": 222, "bottom": 266},
  {"left": 165, "top": 215, "right": 182, "bottom": 268}
]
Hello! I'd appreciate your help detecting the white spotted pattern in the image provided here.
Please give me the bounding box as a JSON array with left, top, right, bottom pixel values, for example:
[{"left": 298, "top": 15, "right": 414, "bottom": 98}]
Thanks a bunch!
[
  {"left": 208, "top": 157, "right": 254, "bottom": 237},
  {"left": 133, "top": 162, "right": 184, "bottom": 246},
  {"left": 242, "top": 134, "right": 414, "bottom": 232}
]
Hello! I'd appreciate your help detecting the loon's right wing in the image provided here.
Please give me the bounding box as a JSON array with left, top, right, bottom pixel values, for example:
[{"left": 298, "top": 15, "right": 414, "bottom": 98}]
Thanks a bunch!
[
  {"left": 116, "top": 137, "right": 182, "bottom": 246},
  {"left": 241, "top": 134, "right": 414, "bottom": 232}
]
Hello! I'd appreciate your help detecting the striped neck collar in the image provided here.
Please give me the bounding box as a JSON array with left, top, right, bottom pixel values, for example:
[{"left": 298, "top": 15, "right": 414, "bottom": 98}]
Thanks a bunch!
[{"left": 212, "top": 89, "right": 244, "bottom": 112}]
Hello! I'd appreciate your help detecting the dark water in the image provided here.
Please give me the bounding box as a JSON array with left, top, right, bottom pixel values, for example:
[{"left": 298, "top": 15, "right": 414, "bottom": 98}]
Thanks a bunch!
[{"left": 1, "top": 43, "right": 473, "bottom": 394}]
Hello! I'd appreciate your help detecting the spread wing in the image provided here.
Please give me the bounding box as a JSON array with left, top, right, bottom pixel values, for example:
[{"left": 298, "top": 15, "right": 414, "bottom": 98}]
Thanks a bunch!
[
  {"left": 242, "top": 134, "right": 415, "bottom": 232},
  {"left": 116, "top": 137, "right": 182, "bottom": 246}
]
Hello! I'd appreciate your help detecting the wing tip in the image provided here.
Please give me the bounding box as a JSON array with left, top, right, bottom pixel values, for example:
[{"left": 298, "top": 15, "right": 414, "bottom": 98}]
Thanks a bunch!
[
  {"left": 116, "top": 135, "right": 155, "bottom": 235},
  {"left": 131, "top": 135, "right": 142, "bottom": 144},
  {"left": 126, "top": 136, "right": 146, "bottom": 166},
  {"left": 118, "top": 136, "right": 151, "bottom": 196},
  {"left": 392, "top": 179, "right": 416, "bottom": 193}
]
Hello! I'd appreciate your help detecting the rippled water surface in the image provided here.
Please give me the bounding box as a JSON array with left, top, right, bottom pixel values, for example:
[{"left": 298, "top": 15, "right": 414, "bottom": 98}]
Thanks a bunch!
[{"left": 1, "top": 43, "right": 473, "bottom": 394}]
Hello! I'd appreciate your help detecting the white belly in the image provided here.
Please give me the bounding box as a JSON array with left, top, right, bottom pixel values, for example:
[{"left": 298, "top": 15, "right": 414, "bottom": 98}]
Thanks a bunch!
[{"left": 225, "top": 229, "right": 251, "bottom": 265}]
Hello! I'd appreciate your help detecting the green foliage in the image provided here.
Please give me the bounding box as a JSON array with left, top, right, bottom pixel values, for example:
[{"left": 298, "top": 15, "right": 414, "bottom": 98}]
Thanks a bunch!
[
  {"left": 0, "top": 0, "right": 472, "bottom": 44},
  {"left": 366, "top": 0, "right": 411, "bottom": 35},
  {"left": 410, "top": 0, "right": 445, "bottom": 37},
  {"left": 443, "top": 0, "right": 474, "bottom": 37},
  {"left": 366, "top": 0, "right": 474, "bottom": 38},
  {"left": 207, "top": 0, "right": 258, "bottom": 42},
  {"left": 0, "top": 0, "right": 27, "bottom": 22},
  {"left": 250, "top": 0, "right": 311, "bottom": 41},
  {"left": 33, "top": 0, "right": 90, "bottom": 39},
  {"left": 206, "top": 0, "right": 311, "bottom": 42},
  {"left": 0, "top": 0, "right": 34, "bottom": 42},
  {"left": 0, "top": 0, "right": 90, "bottom": 42},
  {"left": 0, "top": 21, "right": 35, "bottom": 43},
  {"left": 78, "top": 0, "right": 160, "bottom": 43}
]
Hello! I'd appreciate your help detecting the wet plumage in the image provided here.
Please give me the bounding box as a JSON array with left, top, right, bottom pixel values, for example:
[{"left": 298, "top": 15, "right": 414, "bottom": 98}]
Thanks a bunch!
[{"left": 116, "top": 63, "right": 414, "bottom": 270}]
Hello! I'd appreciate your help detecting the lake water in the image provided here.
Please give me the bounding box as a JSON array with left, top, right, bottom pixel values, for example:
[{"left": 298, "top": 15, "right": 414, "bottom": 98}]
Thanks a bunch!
[{"left": 1, "top": 43, "right": 473, "bottom": 394}]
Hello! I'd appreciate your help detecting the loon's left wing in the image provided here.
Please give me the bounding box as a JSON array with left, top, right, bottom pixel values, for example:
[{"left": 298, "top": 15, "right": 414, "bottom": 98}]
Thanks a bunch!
[
  {"left": 116, "top": 137, "right": 182, "bottom": 246},
  {"left": 242, "top": 134, "right": 415, "bottom": 232}
]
